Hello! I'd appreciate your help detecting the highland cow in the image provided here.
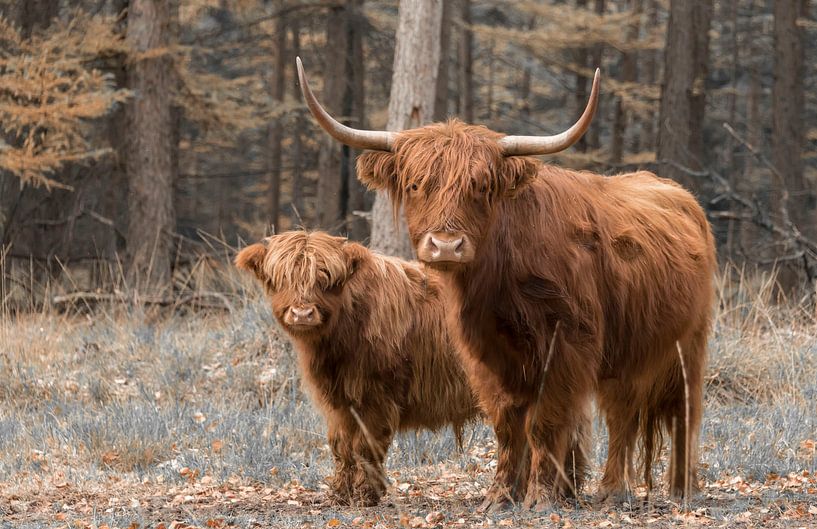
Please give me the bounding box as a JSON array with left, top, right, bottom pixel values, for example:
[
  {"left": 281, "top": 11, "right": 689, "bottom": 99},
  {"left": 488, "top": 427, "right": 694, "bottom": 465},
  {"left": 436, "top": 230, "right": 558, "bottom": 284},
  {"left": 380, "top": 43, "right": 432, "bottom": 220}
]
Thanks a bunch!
[
  {"left": 235, "top": 231, "right": 479, "bottom": 506},
  {"left": 298, "top": 59, "right": 716, "bottom": 511}
]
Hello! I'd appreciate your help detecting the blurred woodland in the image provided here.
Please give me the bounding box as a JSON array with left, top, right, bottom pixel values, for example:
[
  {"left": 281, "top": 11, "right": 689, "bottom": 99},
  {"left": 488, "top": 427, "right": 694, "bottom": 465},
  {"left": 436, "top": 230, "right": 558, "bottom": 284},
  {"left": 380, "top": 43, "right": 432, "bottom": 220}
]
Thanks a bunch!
[{"left": 0, "top": 0, "right": 815, "bottom": 306}]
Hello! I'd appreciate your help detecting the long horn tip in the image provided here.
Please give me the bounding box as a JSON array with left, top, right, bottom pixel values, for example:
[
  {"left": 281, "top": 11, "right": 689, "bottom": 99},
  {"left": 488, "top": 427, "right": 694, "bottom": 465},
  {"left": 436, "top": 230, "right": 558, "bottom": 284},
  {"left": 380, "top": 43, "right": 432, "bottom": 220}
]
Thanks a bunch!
[{"left": 296, "top": 56, "right": 305, "bottom": 81}]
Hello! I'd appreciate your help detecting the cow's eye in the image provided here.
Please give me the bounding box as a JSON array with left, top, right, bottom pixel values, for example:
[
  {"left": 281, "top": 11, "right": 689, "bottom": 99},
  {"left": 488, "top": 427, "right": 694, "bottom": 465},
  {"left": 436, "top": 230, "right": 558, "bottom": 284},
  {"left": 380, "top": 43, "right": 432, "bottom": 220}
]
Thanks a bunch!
[{"left": 410, "top": 184, "right": 418, "bottom": 192}]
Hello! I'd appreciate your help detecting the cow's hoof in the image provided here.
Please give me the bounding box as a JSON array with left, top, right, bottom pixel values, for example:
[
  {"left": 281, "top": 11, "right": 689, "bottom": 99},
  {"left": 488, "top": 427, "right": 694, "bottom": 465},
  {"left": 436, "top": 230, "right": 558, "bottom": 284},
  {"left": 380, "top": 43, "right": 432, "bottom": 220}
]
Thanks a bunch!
[
  {"left": 593, "top": 487, "right": 638, "bottom": 508},
  {"left": 522, "top": 486, "right": 556, "bottom": 512},
  {"left": 478, "top": 485, "right": 516, "bottom": 512}
]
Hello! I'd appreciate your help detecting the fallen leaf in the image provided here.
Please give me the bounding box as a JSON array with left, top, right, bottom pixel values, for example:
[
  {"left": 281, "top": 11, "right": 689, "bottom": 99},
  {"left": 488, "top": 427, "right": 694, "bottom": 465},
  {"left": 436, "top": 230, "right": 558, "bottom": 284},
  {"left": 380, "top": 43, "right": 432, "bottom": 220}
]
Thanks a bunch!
[
  {"left": 101, "top": 451, "right": 119, "bottom": 466},
  {"left": 425, "top": 511, "right": 444, "bottom": 524},
  {"left": 326, "top": 519, "right": 341, "bottom": 528}
]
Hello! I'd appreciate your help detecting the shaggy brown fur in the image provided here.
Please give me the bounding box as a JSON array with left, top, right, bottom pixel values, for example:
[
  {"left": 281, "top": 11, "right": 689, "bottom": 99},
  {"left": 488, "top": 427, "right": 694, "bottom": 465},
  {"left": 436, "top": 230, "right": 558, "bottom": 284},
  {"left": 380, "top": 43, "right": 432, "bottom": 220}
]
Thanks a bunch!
[
  {"left": 235, "top": 231, "right": 478, "bottom": 506},
  {"left": 356, "top": 119, "right": 716, "bottom": 510}
]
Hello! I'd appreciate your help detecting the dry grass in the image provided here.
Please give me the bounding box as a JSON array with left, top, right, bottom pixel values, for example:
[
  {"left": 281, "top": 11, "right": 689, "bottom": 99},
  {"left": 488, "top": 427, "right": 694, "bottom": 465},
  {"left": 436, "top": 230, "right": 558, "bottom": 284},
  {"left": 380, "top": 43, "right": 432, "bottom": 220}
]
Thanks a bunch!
[{"left": 0, "top": 262, "right": 815, "bottom": 528}]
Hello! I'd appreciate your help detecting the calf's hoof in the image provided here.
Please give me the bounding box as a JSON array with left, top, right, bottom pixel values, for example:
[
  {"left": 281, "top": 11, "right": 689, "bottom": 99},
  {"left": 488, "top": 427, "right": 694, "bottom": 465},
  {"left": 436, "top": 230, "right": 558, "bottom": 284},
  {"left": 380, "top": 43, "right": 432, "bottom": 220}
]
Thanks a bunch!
[{"left": 351, "top": 480, "right": 385, "bottom": 507}]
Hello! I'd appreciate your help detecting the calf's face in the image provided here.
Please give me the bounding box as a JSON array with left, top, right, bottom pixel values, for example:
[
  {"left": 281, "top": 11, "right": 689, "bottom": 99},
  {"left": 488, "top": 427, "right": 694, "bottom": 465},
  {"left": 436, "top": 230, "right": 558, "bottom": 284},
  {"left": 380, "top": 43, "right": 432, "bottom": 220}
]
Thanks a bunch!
[{"left": 235, "top": 232, "right": 366, "bottom": 337}]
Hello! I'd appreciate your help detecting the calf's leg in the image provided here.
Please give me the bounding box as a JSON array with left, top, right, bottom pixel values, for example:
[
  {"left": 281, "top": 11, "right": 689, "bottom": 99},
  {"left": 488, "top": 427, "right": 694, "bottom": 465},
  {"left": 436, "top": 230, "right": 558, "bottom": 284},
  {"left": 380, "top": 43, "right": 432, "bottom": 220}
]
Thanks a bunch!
[
  {"left": 326, "top": 414, "right": 356, "bottom": 505},
  {"left": 349, "top": 404, "right": 398, "bottom": 506}
]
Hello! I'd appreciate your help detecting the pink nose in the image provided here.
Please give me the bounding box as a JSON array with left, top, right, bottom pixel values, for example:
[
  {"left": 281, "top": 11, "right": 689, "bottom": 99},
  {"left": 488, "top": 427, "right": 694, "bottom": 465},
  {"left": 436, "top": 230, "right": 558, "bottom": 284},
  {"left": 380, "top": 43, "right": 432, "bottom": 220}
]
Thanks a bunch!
[
  {"left": 417, "top": 232, "right": 474, "bottom": 264},
  {"left": 429, "top": 236, "right": 464, "bottom": 260},
  {"left": 287, "top": 306, "right": 318, "bottom": 326}
]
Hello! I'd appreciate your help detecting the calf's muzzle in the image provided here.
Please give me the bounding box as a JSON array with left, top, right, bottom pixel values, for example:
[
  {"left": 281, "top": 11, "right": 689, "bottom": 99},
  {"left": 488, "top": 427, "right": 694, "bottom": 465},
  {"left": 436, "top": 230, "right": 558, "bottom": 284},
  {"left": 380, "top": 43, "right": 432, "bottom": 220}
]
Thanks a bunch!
[{"left": 285, "top": 305, "right": 321, "bottom": 327}]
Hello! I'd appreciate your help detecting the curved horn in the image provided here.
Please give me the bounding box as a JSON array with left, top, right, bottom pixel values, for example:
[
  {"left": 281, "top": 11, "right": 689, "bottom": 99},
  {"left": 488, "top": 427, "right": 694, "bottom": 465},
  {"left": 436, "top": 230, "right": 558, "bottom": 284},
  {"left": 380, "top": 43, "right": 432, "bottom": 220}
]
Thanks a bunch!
[
  {"left": 499, "top": 68, "right": 601, "bottom": 156},
  {"left": 296, "top": 57, "right": 395, "bottom": 152}
]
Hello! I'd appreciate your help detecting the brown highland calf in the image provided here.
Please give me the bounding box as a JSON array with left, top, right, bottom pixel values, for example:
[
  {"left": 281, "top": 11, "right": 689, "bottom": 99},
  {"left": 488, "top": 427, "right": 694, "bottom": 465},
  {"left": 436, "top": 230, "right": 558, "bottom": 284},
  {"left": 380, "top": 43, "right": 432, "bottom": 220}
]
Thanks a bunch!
[
  {"left": 298, "top": 59, "right": 716, "bottom": 511},
  {"left": 235, "top": 231, "right": 479, "bottom": 506}
]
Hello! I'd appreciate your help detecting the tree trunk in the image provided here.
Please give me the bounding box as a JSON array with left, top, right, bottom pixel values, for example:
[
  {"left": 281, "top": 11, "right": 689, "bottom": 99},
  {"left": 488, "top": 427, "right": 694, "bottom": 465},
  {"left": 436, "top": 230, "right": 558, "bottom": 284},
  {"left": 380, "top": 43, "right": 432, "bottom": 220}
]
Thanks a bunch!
[
  {"left": 486, "top": 38, "right": 495, "bottom": 121},
  {"left": 434, "top": 0, "right": 452, "bottom": 121},
  {"left": 125, "top": 0, "right": 178, "bottom": 296},
  {"left": 657, "top": 0, "right": 713, "bottom": 195},
  {"left": 739, "top": 1, "right": 763, "bottom": 262},
  {"left": 268, "top": 12, "right": 287, "bottom": 231},
  {"left": 586, "top": 0, "right": 606, "bottom": 151},
  {"left": 574, "top": 0, "right": 589, "bottom": 152},
  {"left": 611, "top": 0, "right": 641, "bottom": 164},
  {"left": 457, "top": 0, "right": 474, "bottom": 123},
  {"left": 369, "top": 0, "right": 443, "bottom": 258},
  {"left": 772, "top": 0, "right": 811, "bottom": 237},
  {"left": 722, "top": 0, "right": 739, "bottom": 255},
  {"left": 638, "top": 0, "right": 658, "bottom": 152},
  {"left": 518, "top": 18, "right": 535, "bottom": 120},
  {"left": 289, "top": 17, "right": 304, "bottom": 224},
  {"left": 5, "top": 0, "right": 60, "bottom": 38},
  {"left": 317, "top": 5, "right": 350, "bottom": 232},
  {"left": 345, "top": 0, "right": 369, "bottom": 241}
]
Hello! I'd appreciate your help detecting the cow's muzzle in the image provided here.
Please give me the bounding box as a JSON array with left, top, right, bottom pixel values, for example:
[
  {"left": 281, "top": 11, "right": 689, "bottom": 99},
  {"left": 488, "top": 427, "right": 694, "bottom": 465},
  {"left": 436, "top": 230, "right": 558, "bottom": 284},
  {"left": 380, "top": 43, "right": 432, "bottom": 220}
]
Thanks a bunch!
[
  {"left": 417, "top": 232, "right": 475, "bottom": 264},
  {"left": 284, "top": 304, "right": 321, "bottom": 328}
]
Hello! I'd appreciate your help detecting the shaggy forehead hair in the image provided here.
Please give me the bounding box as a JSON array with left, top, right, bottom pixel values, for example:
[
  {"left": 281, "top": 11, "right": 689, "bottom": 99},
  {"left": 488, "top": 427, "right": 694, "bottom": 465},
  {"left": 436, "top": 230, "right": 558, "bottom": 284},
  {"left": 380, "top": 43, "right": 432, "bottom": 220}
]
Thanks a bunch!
[
  {"left": 262, "top": 231, "right": 351, "bottom": 293},
  {"left": 391, "top": 120, "right": 512, "bottom": 203}
]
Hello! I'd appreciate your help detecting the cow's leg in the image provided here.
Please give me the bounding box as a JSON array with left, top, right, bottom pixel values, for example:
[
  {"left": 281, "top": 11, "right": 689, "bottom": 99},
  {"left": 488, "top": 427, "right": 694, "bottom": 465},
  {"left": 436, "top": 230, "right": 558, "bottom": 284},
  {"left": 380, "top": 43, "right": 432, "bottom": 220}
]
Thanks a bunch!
[
  {"left": 666, "top": 330, "right": 705, "bottom": 499},
  {"left": 523, "top": 339, "right": 596, "bottom": 511},
  {"left": 349, "top": 404, "right": 398, "bottom": 506},
  {"left": 563, "top": 401, "right": 592, "bottom": 498},
  {"left": 479, "top": 404, "right": 530, "bottom": 512},
  {"left": 596, "top": 379, "right": 639, "bottom": 504},
  {"left": 326, "top": 414, "right": 356, "bottom": 505},
  {"left": 523, "top": 407, "right": 576, "bottom": 511}
]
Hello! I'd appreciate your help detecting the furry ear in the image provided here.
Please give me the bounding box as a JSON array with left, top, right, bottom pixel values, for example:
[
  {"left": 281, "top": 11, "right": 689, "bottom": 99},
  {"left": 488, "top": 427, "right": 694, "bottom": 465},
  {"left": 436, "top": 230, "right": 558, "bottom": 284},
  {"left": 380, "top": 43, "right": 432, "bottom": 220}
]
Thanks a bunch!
[
  {"left": 502, "top": 156, "right": 539, "bottom": 195},
  {"left": 234, "top": 243, "right": 268, "bottom": 281},
  {"left": 356, "top": 151, "right": 397, "bottom": 192},
  {"left": 342, "top": 241, "right": 369, "bottom": 276}
]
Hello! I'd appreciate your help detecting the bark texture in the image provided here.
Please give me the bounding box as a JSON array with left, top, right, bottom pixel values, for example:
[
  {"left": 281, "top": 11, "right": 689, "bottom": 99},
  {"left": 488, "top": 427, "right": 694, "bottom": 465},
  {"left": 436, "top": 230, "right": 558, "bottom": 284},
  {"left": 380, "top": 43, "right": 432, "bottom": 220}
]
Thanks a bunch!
[
  {"left": 457, "top": 0, "right": 474, "bottom": 123},
  {"left": 611, "top": 0, "right": 641, "bottom": 164},
  {"left": 433, "top": 0, "right": 451, "bottom": 122},
  {"left": 369, "top": 0, "right": 443, "bottom": 258},
  {"left": 345, "top": 0, "right": 369, "bottom": 241},
  {"left": 772, "top": 0, "right": 812, "bottom": 237},
  {"left": 289, "top": 17, "right": 304, "bottom": 223},
  {"left": 657, "top": 0, "right": 713, "bottom": 195},
  {"left": 268, "top": 12, "right": 287, "bottom": 230},
  {"left": 125, "top": 0, "right": 178, "bottom": 295},
  {"left": 317, "top": 0, "right": 367, "bottom": 239}
]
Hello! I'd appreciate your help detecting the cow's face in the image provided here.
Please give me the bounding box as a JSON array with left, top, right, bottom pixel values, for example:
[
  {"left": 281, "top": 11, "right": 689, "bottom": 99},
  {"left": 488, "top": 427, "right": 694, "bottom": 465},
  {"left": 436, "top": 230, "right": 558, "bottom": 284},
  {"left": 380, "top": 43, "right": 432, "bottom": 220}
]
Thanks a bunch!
[
  {"left": 235, "top": 232, "right": 366, "bottom": 337},
  {"left": 357, "top": 123, "right": 538, "bottom": 268}
]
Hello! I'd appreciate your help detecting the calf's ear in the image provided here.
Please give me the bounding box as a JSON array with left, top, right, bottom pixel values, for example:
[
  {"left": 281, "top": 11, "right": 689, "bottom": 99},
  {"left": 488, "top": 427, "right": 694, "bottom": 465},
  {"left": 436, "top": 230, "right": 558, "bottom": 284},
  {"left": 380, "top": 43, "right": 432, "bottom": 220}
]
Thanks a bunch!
[
  {"left": 502, "top": 156, "right": 538, "bottom": 195},
  {"left": 356, "top": 151, "right": 397, "bottom": 192},
  {"left": 234, "top": 243, "right": 268, "bottom": 281},
  {"left": 342, "top": 242, "right": 369, "bottom": 277}
]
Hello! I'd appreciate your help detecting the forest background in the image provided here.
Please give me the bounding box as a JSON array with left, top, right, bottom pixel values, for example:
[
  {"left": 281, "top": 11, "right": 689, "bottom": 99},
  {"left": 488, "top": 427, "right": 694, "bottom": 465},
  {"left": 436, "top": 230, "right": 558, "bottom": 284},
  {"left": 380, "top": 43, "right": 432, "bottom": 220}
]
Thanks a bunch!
[{"left": 1, "top": 0, "right": 815, "bottom": 303}]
